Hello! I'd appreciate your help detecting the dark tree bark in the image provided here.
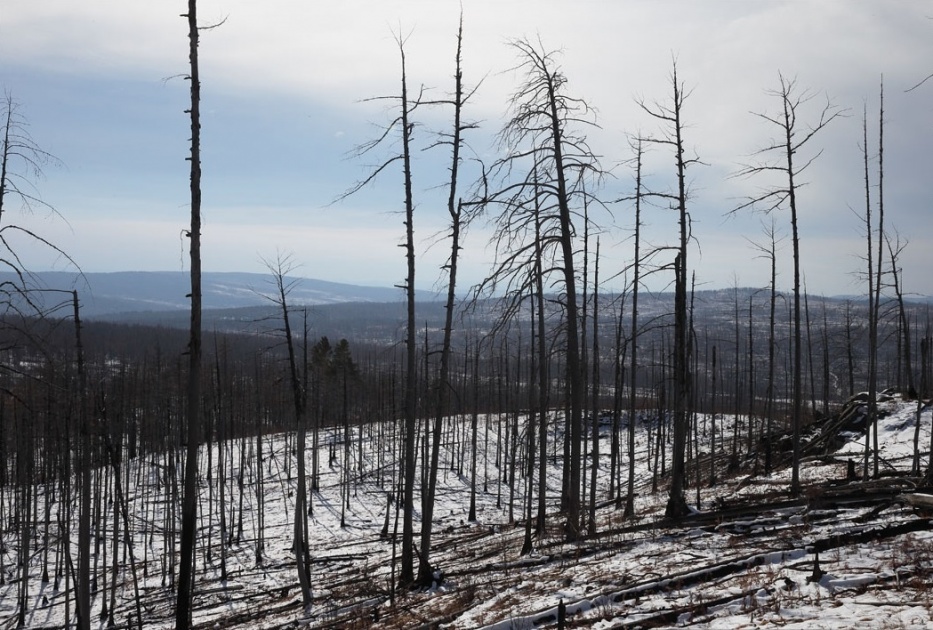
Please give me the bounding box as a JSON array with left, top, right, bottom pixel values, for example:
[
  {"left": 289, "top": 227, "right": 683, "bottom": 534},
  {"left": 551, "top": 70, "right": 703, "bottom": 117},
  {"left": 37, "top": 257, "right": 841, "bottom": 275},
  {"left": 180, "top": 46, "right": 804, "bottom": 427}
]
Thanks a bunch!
[
  {"left": 398, "top": 43, "right": 418, "bottom": 589},
  {"left": 479, "top": 39, "right": 603, "bottom": 540},
  {"left": 870, "top": 79, "right": 886, "bottom": 480},
  {"left": 587, "top": 238, "right": 601, "bottom": 536},
  {"left": 264, "top": 256, "right": 313, "bottom": 608},
  {"left": 732, "top": 73, "right": 843, "bottom": 496},
  {"left": 176, "top": 1, "right": 202, "bottom": 625},
  {"left": 533, "top": 194, "right": 550, "bottom": 536},
  {"left": 468, "top": 341, "right": 480, "bottom": 522},
  {"left": 886, "top": 233, "right": 915, "bottom": 398},
  {"left": 74, "top": 292, "right": 91, "bottom": 630},
  {"left": 418, "top": 14, "right": 474, "bottom": 587},
  {"left": 625, "top": 138, "right": 646, "bottom": 519},
  {"left": 638, "top": 62, "right": 695, "bottom": 519},
  {"left": 337, "top": 34, "right": 421, "bottom": 589}
]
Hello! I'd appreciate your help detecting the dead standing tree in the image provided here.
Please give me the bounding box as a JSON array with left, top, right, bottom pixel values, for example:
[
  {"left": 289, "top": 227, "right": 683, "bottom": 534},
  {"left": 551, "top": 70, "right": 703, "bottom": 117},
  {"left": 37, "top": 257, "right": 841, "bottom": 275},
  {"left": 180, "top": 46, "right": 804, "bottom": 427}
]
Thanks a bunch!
[
  {"left": 176, "top": 0, "right": 203, "bottom": 626},
  {"left": 731, "top": 73, "right": 843, "bottom": 496},
  {"left": 0, "top": 86, "right": 83, "bottom": 625},
  {"left": 866, "top": 79, "right": 886, "bottom": 480},
  {"left": 615, "top": 135, "right": 679, "bottom": 517},
  {"left": 0, "top": 92, "right": 77, "bottom": 312},
  {"left": 418, "top": 13, "right": 479, "bottom": 588},
  {"left": 746, "top": 218, "right": 784, "bottom": 473},
  {"left": 263, "top": 255, "right": 313, "bottom": 609},
  {"left": 337, "top": 33, "right": 422, "bottom": 588},
  {"left": 637, "top": 61, "right": 698, "bottom": 519},
  {"left": 479, "top": 38, "right": 603, "bottom": 541}
]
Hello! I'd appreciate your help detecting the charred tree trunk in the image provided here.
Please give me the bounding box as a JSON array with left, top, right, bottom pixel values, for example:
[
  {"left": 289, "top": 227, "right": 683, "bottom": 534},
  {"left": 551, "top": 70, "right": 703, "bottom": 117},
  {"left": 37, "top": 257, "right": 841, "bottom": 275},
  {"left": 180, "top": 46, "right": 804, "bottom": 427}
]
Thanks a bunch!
[
  {"left": 176, "top": 1, "right": 203, "bottom": 625},
  {"left": 418, "top": 16, "right": 469, "bottom": 587}
]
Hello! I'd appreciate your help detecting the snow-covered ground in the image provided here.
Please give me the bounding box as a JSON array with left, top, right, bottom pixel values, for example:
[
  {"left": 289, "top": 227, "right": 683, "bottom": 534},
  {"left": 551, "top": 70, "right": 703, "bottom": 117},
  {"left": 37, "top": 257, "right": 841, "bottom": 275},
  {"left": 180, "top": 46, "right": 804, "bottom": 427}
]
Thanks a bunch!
[{"left": 3, "top": 398, "right": 933, "bottom": 628}]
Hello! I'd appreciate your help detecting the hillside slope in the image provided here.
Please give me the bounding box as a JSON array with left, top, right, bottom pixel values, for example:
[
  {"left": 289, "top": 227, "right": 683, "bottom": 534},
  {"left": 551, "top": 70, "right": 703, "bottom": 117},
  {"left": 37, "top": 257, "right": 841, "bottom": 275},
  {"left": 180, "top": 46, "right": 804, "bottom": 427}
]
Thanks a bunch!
[{"left": 4, "top": 397, "right": 933, "bottom": 628}]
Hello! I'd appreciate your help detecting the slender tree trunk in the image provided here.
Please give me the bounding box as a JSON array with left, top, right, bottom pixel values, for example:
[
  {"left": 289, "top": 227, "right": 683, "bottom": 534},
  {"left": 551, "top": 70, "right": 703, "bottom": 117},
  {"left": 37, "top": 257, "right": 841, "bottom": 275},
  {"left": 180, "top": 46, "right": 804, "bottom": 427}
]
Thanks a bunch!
[
  {"left": 871, "top": 79, "right": 886, "bottom": 480},
  {"left": 736, "top": 75, "right": 841, "bottom": 494},
  {"left": 730, "top": 284, "right": 741, "bottom": 469},
  {"left": 804, "top": 288, "right": 818, "bottom": 420},
  {"left": 845, "top": 302, "right": 856, "bottom": 398},
  {"left": 821, "top": 303, "right": 831, "bottom": 418},
  {"left": 710, "top": 344, "right": 718, "bottom": 487},
  {"left": 625, "top": 139, "right": 644, "bottom": 519},
  {"left": 789, "top": 157, "right": 803, "bottom": 497},
  {"left": 534, "top": 202, "right": 549, "bottom": 535},
  {"left": 653, "top": 64, "right": 691, "bottom": 519},
  {"left": 765, "top": 224, "right": 778, "bottom": 473},
  {"left": 418, "top": 17, "right": 467, "bottom": 586},
  {"left": 75, "top": 291, "right": 91, "bottom": 630},
  {"left": 548, "top": 82, "right": 585, "bottom": 541},
  {"left": 399, "top": 41, "right": 419, "bottom": 588},
  {"left": 522, "top": 296, "right": 537, "bottom": 555},
  {"left": 468, "top": 344, "right": 479, "bottom": 522},
  {"left": 862, "top": 102, "right": 878, "bottom": 482},
  {"left": 176, "top": 1, "right": 203, "bottom": 625},
  {"left": 587, "top": 239, "right": 601, "bottom": 535}
]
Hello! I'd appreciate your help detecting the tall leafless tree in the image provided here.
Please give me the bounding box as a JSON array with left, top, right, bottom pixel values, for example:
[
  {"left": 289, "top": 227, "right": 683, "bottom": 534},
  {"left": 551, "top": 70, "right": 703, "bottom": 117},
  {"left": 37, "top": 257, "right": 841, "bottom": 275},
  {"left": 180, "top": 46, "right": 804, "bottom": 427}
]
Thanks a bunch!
[
  {"left": 638, "top": 61, "right": 697, "bottom": 518},
  {"left": 338, "top": 32, "right": 422, "bottom": 587},
  {"left": 732, "top": 73, "right": 843, "bottom": 495},
  {"left": 176, "top": 0, "right": 203, "bottom": 625},
  {"left": 0, "top": 93, "right": 78, "bottom": 313},
  {"left": 418, "top": 14, "right": 478, "bottom": 587},
  {"left": 746, "top": 220, "right": 781, "bottom": 472},
  {"left": 624, "top": 137, "right": 647, "bottom": 518},
  {"left": 74, "top": 292, "right": 91, "bottom": 630},
  {"left": 264, "top": 255, "right": 313, "bottom": 608},
  {"left": 479, "top": 38, "right": 603, "bottom": 540}
]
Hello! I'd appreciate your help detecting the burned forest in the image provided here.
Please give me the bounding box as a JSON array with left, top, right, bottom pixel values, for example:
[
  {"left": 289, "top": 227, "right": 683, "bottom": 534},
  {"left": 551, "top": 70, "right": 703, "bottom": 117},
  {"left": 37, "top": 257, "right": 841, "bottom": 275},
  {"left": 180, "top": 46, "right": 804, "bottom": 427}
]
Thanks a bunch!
[{"left": 2, "top": 2, "right": 933, "bottom": 629}]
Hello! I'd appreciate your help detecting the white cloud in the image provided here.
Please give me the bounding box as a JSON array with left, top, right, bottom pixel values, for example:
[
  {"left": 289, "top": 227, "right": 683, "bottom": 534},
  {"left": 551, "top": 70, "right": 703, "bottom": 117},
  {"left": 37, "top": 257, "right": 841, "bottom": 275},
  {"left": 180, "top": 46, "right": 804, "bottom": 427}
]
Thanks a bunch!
[{"left": 2, "top": 1, "right": 932, "bottom": 295}]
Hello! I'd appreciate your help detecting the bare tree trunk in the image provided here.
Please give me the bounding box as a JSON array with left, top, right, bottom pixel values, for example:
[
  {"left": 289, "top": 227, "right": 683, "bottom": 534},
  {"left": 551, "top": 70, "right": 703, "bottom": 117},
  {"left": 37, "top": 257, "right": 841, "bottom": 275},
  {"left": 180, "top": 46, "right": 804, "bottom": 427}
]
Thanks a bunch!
[
  {"left": 587, "top": 239, "right": 601, "bottom": 536},
  {"left": 747, "top": 290, "right": 757, "bottom": 461},
  {"left": 709, "top": 344, "right": 718, "bottom": 487},
  {"left": 176, "top": 1, "right": 203, "bottom": 625},
  {"left": 418, "top": 16, "right": 468, "bottom": 586},
  {"left": 548, "top": 84, "right": 585, "bottom": 542},
  {"left": 887, "top": 237, "right": 915, "bottom": 397},
  {"left": 625, "top": 139, "right": 645, "bottom": 519},
  {"left": 730, "top": 283, "right": 741, "bottom": 469},
  {"left": 862, "top": 101, "right": 879, "bottom": 481},
  {"left": 468, "top": 343, "right": 479, "bottom": 522},
  {"left": 804, "top": 288, "right": 817, "bottom": 420},
  {"left": 821, "top": 303, "right": 831, "bottom": 419},
  {"left": 522, "top": 297, "right": 537, "bottom": 555},
  {"left": 398, "top": 42, "right": 419, "bottom": 589},
  {"left": 534, "top": 202, "right": 549, "bottom": 535},
  {"left": 789, "top": 166, "right": 803, "bottom": 496},
  {"left": 843, "top": 302, "right": 856, "bottom": 398},
  {"left": 266, "top": 258, "right": 313, "bottom": 607},
  {"left": 874, "top": 80, "right": 886, "bottom": 417},
  {"left": 638, "top": 63, "right": 692, "bottom": 518},
  {"left": 733, "top": 74, "right": 841, "bottom": 495},
  {"left": 765, "top": 223, "right": 778, "bottom": 473},
  {"left": 75, "top": 291, "right": 91, "bottom": 630}
]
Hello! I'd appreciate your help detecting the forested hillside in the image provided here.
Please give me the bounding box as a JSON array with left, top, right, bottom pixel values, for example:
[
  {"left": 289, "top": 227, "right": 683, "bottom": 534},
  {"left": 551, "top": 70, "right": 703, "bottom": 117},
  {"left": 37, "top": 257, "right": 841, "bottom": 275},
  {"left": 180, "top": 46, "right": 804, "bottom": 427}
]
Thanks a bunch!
[
  {"left": 2, "top": 1, "right": 932, "bottom": 628},
  {"left": 0, "top": 287, "right": 931, "bottom": 627}
]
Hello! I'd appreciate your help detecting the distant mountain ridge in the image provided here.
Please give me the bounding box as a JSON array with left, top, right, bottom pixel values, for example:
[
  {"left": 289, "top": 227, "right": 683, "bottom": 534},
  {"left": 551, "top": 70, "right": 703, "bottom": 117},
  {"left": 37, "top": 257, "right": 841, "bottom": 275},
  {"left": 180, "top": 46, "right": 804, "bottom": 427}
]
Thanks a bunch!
[
  {"left": 2, "top": 271, "right": 440, "bottom": 318},
  {"left": 5, "top": 272, "right": 929, "bottom": 322}
]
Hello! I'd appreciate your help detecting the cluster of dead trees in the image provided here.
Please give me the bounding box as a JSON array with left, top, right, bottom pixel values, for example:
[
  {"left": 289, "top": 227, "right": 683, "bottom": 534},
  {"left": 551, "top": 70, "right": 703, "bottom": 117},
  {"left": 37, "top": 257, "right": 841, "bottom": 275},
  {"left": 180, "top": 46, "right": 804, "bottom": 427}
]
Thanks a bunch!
[
  {"left": 327, "top": 14, "right": 933, "bottom": 612},
  {"left": 0, "top": 282, "right": 929, "bottom": 623},
  {"left": 1, "top": 3, "right": 931, "bottom": 628}
]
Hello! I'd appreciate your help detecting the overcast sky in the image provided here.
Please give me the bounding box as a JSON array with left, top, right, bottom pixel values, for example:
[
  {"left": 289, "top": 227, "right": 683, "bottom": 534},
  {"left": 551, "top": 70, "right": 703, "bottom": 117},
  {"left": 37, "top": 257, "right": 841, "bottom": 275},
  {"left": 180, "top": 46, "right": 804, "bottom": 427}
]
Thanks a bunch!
[{"left": 2, "top": 1, "right": 931, "bottom": 297}]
